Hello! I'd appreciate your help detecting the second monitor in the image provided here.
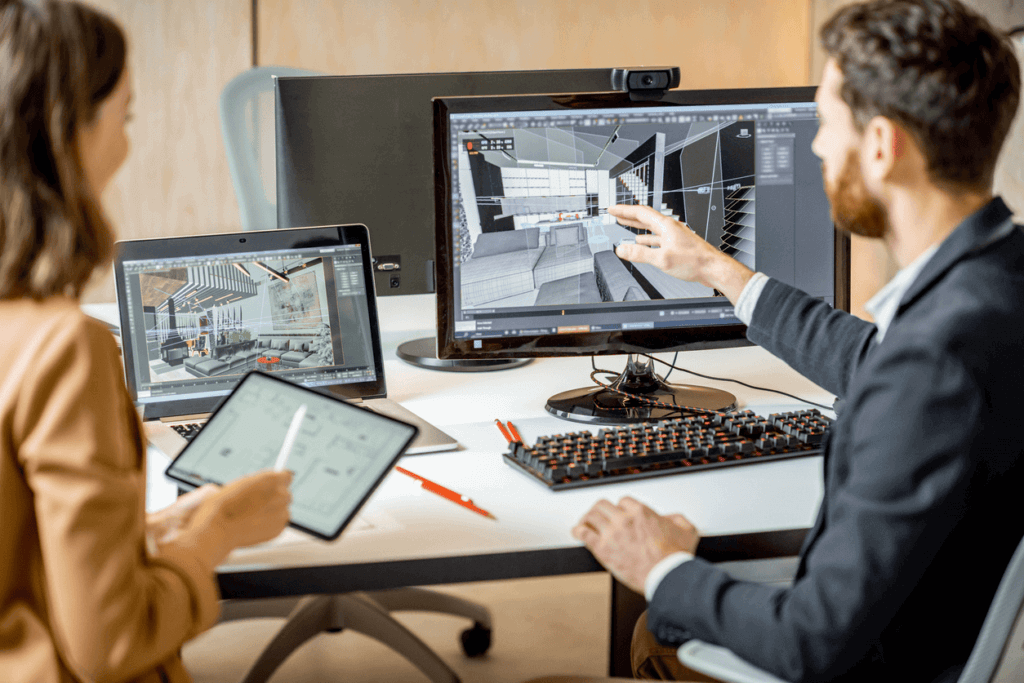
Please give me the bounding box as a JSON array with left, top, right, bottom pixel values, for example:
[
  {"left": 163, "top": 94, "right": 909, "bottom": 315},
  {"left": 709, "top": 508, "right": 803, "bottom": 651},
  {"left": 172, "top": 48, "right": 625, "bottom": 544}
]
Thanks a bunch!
[
  {"left": 275, "top": 69, "right": 629, "bottom": 371},
  {"left": 275, "top": 69, "right": 623, "bottom": 297}
]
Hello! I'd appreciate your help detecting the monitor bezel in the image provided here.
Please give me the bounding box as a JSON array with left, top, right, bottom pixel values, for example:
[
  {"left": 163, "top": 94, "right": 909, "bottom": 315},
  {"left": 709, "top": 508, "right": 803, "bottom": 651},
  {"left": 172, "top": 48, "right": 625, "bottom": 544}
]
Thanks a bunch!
[
  {"left": 113, "top": 224, "right": 387, "bottom": 419},
  {"left": 433, "top": 88, "right": 851, "bottom": 360}
]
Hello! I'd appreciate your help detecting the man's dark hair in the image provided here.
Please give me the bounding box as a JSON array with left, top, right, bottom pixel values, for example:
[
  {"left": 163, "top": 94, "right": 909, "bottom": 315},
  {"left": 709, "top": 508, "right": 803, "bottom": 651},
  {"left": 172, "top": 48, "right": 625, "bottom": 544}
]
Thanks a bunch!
[{"left": 821, "top": 0, "right": 1021, "bottom": 192}]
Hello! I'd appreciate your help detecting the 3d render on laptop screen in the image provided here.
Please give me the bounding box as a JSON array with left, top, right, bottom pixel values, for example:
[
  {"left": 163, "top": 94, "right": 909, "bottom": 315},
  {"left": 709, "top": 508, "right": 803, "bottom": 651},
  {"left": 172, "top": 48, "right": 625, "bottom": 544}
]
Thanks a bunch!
[
  {"left": 438, "top": 92, "right": 837, "bottom": 349},
  {"left": 119, "top": 242, "right": 377, "bottom": 408}
]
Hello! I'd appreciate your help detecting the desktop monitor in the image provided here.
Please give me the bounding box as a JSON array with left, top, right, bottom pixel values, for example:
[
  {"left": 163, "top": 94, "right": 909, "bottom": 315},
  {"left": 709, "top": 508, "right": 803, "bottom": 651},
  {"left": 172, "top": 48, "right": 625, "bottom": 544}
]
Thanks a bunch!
[{"left": 433, "top": 88, "right": 850, "bottom": 424}]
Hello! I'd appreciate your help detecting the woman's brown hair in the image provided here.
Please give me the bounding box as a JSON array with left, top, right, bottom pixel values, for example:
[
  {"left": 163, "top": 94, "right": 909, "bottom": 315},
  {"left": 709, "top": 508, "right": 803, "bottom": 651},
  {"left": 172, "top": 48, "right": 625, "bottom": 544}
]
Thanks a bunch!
[{"left": 0, "top": 0, "right": 126, "bottom": 299}]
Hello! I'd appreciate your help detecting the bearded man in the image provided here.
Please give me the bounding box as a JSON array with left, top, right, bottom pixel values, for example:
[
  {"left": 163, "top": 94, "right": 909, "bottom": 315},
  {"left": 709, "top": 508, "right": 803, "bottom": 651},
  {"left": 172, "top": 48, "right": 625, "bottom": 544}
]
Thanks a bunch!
[{"left": 570, "top": 1, "right": 1024, "bottom": 682}]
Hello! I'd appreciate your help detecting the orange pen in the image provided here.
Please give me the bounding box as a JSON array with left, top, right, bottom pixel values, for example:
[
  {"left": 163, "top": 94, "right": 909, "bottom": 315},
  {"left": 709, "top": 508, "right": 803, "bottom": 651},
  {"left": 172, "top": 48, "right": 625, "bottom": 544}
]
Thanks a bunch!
[
  {"left": 494, "top": 419, "right": 514, "bottom": 444},
  {"left": 395, "top": 466, "right": 497, "bottom": 520},
  {"left": 506, "top": 421, "right": 523, "bottom": 443}
]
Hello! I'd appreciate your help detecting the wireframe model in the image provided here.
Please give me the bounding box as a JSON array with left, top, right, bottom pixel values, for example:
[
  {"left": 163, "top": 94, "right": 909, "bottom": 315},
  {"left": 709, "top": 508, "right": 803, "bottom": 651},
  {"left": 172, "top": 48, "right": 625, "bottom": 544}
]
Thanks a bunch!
[{"left": 456, "top": 120, "right": 755, "bottom": 309}]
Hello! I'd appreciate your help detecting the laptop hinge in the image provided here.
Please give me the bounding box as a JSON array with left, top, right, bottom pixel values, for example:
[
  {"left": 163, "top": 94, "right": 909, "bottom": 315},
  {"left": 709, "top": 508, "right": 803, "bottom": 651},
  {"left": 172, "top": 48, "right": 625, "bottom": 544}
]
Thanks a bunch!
[{"left": 159, "top": 413, "right": 209, "bottom": 423}]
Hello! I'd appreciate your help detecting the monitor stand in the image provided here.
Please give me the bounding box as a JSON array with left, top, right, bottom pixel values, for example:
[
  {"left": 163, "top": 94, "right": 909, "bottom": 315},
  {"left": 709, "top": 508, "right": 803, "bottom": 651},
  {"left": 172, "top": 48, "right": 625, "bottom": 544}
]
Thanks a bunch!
[
  {"left": 545, "top": 354, "right": 736, "bottom": 425},
  {"left": 396, "top": 336, "right": 532, "bottom": 372}
]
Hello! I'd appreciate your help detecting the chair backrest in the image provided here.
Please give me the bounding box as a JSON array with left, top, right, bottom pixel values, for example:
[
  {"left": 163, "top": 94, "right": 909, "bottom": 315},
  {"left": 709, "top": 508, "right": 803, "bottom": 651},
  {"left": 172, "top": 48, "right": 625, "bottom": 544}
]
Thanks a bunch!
[
  {"left": 957, "top": 533, "right": 1024, "bottom": 683},
  {"left": 219, "top": 66, "right": 321, "bottom": 232}
]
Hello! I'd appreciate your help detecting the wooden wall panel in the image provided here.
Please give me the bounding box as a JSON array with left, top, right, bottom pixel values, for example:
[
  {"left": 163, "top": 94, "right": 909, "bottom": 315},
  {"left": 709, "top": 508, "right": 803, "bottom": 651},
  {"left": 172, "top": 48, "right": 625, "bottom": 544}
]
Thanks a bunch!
[
  {"left": 258, "top": 0, "right": 811, "bottom": 90},
  {"left": 83, "top": 0, "right": 251, "bottom": 303}
]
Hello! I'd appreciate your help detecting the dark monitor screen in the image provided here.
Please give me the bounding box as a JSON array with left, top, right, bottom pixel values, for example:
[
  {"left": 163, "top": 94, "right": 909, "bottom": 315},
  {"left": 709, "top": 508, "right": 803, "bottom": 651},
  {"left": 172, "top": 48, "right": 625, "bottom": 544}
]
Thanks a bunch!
[
  {"left": 434, "top": 88, "right": 850, "bottom": 364},
  {"left": 274, "top": 69, "right": 622, "bottom": 297}
]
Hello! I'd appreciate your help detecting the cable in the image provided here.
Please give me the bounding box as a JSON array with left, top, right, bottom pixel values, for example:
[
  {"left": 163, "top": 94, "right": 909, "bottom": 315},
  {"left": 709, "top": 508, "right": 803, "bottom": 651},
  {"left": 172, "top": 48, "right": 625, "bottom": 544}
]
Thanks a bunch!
[
  {"left": 662, "top": 352, "right": 679, "bottom": 381},
  {"left": 640, "top": 353, "right": 834, "bottom": 411},
  {"left": 587, "top": 354, "right": 833, "bottom": 413},
  {"left": 588, "top": 368, "right": 718, "bottom": 416},
  {"left": 588, "top": 355, "right": 720, "bottom": 416},
  {"left": 590, "top": 354, "right": 620, "bottom": 378}
]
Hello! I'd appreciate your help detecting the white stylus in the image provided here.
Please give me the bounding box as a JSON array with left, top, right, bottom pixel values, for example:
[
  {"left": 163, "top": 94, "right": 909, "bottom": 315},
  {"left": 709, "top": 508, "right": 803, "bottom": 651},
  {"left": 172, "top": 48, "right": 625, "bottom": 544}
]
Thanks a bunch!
[{"left": 274, "top": 403, "right": 307, "bottom": 472}]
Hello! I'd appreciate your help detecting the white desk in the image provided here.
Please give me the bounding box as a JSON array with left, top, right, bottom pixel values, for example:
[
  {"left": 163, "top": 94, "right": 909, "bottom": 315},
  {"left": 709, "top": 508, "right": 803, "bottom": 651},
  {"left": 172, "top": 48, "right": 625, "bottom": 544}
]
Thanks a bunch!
[
  {"left": 214, "top": 348, "right": 827, "bottom": 577},
  {"left": 88, "top": 296, "right": 832, "bottom": 674}
]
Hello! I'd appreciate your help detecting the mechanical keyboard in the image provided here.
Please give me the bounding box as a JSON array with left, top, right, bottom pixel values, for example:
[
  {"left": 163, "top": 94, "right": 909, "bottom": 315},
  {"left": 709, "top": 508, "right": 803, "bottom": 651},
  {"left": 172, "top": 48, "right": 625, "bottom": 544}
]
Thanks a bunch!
[
  {"left": 170, "top": 422, "right": 204, "bottom": 441},
  {"left": 503, "top": 409, "right": 832, "bottom": 490}
]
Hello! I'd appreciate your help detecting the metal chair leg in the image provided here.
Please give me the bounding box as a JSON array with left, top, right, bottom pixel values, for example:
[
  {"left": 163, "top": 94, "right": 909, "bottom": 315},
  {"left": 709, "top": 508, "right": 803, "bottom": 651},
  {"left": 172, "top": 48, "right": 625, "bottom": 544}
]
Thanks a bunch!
[
  {"left": 236, "top": 593, "right": 461, "bottom": 683},
  {"left": 366, "top": 587, "right": 492, "bottom": 629}
]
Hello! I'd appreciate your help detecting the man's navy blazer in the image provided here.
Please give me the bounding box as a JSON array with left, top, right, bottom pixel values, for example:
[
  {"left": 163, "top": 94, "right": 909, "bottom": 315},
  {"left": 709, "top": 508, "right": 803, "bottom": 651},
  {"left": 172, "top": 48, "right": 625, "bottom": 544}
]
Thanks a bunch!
[{"left": 646, "top": 198, "right": 1024, "bottom": 683}]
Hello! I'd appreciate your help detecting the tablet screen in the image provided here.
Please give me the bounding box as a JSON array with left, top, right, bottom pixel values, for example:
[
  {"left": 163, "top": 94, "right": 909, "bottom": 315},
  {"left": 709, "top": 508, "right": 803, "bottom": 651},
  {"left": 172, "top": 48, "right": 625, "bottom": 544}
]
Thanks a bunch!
[{"left": 165, "top": 372, "right": 418, "bottom": 540}]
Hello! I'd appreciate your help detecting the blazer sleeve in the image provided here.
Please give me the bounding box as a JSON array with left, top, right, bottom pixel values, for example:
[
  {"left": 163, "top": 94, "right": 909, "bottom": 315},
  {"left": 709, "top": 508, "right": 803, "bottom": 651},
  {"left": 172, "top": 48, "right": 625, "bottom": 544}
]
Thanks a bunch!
[
  {"left": 746, "top": 278, "right": 876, "bottom": 398},
  {"left": 645, "top": 343, "right": 982, "bottom": 682},
  {"left": 13, "top": 313, "right": 220, "bottom": 682}
]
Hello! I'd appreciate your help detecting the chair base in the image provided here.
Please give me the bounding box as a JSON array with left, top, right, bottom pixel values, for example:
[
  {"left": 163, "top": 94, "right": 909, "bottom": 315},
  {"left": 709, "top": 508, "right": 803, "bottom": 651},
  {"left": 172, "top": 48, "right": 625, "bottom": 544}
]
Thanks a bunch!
[{"left": 219, "top": 588, "right": 493, "bottom": 683}]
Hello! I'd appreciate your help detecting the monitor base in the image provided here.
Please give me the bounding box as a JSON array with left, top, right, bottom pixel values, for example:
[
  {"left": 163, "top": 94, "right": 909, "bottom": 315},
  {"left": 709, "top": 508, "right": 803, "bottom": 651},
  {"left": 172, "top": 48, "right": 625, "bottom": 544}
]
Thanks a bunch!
[
  {"left": 545, "top": 355, "right": 737, "bottom": 425},
  {"left": 396, "top": 336, "right": 532, "bottom": 372}
]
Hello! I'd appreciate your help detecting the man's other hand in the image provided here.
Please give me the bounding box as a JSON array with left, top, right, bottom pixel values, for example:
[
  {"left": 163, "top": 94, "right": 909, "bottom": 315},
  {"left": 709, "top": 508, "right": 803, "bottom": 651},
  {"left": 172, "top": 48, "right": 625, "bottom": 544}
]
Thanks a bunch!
[
  {"left": 609, "top": 204, "right": 754, "bottom": 304},
  {"left": 572, "top": 496, "right": 700, "bottom": 594}
]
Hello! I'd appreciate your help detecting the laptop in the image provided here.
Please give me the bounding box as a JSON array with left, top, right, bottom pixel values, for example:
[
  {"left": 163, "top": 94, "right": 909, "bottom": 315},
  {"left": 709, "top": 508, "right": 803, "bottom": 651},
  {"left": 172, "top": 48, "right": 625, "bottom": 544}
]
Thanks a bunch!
[{"left": 113, "top": 224, "right": 458, "bottom": 457}]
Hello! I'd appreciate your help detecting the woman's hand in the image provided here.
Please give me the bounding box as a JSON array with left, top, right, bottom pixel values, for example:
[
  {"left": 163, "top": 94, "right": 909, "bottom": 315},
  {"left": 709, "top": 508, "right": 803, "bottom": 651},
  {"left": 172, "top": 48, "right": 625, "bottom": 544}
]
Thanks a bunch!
[
  {"left": 171, "top": 470, "right": 293, "bottom": 568},
  {"left": 146, "top": 484, "right": 220, "bottom": 549}
]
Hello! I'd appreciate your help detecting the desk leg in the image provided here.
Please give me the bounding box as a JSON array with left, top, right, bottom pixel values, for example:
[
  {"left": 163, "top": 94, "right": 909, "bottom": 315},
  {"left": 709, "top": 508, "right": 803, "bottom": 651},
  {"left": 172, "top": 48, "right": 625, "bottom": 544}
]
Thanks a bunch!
[{"left": 609, "top": 578, "right": 646, "bottom": 677}]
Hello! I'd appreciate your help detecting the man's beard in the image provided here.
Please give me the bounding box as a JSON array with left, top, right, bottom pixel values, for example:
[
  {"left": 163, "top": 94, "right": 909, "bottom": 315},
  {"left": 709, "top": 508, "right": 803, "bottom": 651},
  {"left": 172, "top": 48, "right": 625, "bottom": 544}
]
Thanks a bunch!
[{"left": 825, "top": 149, "right": 889, "bottom": 239}]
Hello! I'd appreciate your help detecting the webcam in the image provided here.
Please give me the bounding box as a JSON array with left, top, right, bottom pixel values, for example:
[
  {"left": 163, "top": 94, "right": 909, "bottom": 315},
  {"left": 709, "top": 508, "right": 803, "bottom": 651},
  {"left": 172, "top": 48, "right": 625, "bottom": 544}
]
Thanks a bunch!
[
  {"left": 611, "top": 67, "right": 681, "bottom": 101},
  {"left": 239, "top": 237, "right": 246, "bottom": 243}
]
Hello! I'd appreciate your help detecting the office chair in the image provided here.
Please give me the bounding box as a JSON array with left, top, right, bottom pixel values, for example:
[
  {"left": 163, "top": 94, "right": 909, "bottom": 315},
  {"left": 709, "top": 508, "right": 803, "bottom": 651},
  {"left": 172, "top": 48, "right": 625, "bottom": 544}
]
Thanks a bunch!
[
  {"left": 218, "top": 66, "right": 494, "bottom": 683},
  {"left": 219, "top": 65, "right": 318, "bottom": 231},
  {"left": 676, "top": 531, "right": 1024, "bottom": 683}
]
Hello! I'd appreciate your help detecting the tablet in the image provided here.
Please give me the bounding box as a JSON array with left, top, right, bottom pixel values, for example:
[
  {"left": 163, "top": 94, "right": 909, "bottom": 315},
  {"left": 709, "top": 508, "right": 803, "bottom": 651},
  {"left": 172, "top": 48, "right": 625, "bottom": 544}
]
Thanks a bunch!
[{"left": 165, "top": 371, "right": 419, "bottom": 540}]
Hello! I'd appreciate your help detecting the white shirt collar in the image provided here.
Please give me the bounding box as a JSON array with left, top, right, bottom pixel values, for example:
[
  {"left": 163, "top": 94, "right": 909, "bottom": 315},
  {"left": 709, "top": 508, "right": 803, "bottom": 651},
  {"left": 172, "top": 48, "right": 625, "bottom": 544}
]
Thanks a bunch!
[{"left": 864, "top": 244, "right": 939, "bottom": 343}]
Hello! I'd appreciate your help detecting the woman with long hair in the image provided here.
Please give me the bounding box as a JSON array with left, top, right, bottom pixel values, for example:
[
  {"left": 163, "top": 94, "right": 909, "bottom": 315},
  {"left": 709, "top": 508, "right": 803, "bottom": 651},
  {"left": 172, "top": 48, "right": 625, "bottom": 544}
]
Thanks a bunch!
[{"left": 0, "top": 2, "right": 293, "bottom": 681}]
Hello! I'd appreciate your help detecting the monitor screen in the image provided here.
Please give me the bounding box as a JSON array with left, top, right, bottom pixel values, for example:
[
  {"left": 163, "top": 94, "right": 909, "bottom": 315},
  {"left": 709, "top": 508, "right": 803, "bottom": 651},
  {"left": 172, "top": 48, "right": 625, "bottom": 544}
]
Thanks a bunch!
[
  {"left": 434, "top": 88, "right": 849, "bottom": 361},
  {"left": 114, "top": 225, "right": 387, "bottom": 419},
  {"left": 274, "top": 69, "right": 622, "bottom": 298}
]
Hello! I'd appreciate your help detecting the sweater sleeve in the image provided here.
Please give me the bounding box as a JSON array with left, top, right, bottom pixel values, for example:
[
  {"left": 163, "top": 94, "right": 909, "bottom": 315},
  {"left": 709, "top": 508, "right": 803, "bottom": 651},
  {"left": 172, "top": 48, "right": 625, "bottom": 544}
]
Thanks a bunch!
[{"left": 13, "top": 312, "right": 220, "bottom": 683}]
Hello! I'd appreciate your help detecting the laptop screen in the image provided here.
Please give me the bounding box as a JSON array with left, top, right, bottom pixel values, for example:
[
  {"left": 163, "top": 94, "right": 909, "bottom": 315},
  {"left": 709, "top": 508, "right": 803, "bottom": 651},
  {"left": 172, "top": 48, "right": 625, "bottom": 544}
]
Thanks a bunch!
[{"left": 114, "top": 224, "right": 387, "bottom": 419}]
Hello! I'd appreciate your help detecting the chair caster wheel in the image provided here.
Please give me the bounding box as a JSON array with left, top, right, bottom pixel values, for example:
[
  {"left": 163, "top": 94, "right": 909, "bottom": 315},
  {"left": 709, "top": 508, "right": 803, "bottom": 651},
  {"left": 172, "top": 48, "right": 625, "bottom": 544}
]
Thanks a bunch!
[{"left": 460, "top": 623, "right": 491, "bottom": 657}]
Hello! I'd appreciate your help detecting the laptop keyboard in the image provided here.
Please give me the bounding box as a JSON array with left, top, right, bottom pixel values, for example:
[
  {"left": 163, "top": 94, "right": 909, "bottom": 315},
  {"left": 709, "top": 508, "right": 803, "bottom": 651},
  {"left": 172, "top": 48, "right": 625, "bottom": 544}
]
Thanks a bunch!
[{"left": 170, "top": 422, "right": 204, "bottom": 442}]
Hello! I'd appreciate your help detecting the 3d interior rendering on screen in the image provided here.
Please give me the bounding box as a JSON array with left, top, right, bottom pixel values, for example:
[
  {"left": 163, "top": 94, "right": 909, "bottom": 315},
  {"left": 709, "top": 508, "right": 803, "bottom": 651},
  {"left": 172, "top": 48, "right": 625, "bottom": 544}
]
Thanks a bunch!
[
  {"left": 455, "top": 120, "right": 756, "bottom": 309},
  {"left": 138, "top": 256, "right": 339, "bottom": 382}
]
